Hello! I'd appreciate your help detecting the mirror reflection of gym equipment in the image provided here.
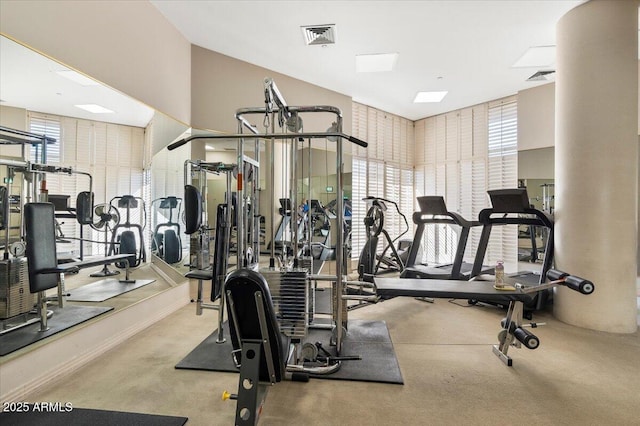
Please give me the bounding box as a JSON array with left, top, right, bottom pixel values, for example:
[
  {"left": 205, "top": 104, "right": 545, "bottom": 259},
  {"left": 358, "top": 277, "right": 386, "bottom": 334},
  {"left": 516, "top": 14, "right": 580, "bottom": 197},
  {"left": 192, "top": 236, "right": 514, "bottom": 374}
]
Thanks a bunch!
[
  {"left": 0, "top": 125, "right": 155, "bottom": 351},
  {"left": 150, "top": 196, "right": 183, "bottom": 265}
]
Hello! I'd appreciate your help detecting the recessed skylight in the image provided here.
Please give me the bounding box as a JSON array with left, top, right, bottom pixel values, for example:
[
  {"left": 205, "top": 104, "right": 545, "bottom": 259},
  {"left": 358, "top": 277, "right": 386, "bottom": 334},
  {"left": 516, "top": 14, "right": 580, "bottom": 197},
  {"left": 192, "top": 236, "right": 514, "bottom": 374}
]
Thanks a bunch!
[
  {"left": 413, "top": 91, "right": 448, "bottom": 103},
  {"left": 512, "top": 46, "right": 556, "bottom": 68},
  {"left": 356, "top": 53, "right": 398, "bottom": 73},
  {"left": 57, "top": 69, "right": 100, "bottom": 86},
  {"left": 75, "top": 104, "right": 115, "bottom": 114}
]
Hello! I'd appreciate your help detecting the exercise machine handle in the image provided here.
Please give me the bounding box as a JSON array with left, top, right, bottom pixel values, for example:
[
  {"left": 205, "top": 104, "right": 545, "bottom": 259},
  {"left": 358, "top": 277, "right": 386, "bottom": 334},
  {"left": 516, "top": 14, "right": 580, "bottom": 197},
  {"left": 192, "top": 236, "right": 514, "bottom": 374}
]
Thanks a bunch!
[
  {"left": 565, "top": 275, "right": 595, "bottom": 295},
  {"left": 347, "top": 135, "right": 368, "bottom": 148},
  {"left": 546, "top": 269, "right": 595, "bottom": 295},
  {"left": 167, "top": 138, "right": 188, "bottom": 151}
]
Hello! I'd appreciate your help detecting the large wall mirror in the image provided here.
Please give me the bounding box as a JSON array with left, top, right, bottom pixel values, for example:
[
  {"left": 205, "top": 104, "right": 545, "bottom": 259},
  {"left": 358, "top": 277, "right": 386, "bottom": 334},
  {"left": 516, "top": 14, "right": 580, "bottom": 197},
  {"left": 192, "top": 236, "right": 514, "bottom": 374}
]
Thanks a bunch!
[
  {"left": 517, "top": 147, "right": 554, "bottom": 264},
  {"left": 0, "top": 35, "right": 190, "bottom": 316}
]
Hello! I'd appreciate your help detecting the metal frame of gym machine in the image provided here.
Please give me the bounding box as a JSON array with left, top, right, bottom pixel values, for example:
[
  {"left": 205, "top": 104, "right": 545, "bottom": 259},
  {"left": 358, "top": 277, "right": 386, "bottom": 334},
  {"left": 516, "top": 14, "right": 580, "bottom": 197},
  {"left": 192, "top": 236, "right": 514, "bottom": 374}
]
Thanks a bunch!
[
  {"left": 183, "top": 157, "right": 246, "bottom": 344},
  {"left": 167, "top": 78, "right": 370, "bottom": 360},
  {"left": 0, "top": 126, "right": 92, "bottom": 332}
]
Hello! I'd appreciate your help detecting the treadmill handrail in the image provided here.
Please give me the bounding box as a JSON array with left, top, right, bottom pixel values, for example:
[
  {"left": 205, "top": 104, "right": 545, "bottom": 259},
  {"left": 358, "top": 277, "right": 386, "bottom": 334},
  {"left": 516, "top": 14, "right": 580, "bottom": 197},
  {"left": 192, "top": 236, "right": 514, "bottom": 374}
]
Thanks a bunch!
[
  {"left": 478, "top": 207, "right": 553, "bottom": 229},
  {"left": 412, "top": 210, "right": 481, "bottom": 228}
]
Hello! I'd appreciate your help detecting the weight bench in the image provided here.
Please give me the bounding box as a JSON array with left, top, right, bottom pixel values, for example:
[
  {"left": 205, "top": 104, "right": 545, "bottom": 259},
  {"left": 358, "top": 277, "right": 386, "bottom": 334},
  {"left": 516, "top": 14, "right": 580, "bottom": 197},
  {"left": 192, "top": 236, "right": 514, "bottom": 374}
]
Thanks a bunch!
[
  {"left": 374, "top": 270, "right": 594, "bottom": 366},
  {"left": 24, "top": 203, "right": 132, "bottom": 331},
  {"left": 222, "top": 268, "right": 289, "bottom": 426}
]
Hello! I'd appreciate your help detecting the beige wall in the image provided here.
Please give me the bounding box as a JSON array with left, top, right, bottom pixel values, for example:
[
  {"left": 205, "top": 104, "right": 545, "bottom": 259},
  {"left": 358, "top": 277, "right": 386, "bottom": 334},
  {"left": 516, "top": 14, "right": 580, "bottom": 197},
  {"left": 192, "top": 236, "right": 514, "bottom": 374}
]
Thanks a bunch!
[
  {"left": 0, "top": 0, "right": 191, "bottom": 124},
  {"left": 0, "top": 105, "right": 28, "bottom": 158},
  {"left": 518, "top": 147, "right": 555, "bottom": 180},
  {"left": 517, "top": 83, "right": 555, "bottom": 150},
  {"left": 191, "top": 45, "right": 352, "bottom": 137}
]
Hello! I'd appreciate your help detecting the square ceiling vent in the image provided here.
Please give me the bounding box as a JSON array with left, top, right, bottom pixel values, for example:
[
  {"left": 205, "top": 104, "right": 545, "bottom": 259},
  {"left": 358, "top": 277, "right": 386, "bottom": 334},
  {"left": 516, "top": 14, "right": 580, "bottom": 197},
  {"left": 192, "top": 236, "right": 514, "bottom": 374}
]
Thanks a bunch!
[{"left": 301, "top": 24, "right": 336, "bottom": 46}]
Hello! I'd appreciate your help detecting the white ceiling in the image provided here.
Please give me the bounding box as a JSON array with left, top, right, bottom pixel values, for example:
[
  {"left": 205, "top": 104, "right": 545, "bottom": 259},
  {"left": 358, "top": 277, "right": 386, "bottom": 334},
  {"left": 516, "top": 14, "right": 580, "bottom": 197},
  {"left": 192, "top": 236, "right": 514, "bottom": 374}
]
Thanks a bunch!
[
  {"left": 151, "top": 0, "right": 584, "bottom": 120},
  {"left": 1, "top": 1, "right": 587, "bottom": 129},
  {"left": 0, "top": 36, "right": 154, "bottom": 128}
]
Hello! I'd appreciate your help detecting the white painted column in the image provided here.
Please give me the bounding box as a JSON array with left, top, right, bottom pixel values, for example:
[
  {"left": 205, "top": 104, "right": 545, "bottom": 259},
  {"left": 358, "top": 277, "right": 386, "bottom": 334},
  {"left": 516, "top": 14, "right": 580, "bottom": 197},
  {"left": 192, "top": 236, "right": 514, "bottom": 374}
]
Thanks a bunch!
[{"left": 555, "top": 0, "right": 638, "bottom": 333}]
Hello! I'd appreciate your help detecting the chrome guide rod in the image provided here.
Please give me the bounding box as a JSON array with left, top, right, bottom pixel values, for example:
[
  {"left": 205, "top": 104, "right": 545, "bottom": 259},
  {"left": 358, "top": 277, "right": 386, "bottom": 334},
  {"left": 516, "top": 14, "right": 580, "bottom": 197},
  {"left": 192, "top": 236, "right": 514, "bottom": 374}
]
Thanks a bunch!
[
  {"left": 237, "top": 119, "right": 244, "bottom": 268},
  {"left": 335, "top": 116, "right": 345, "bottom": 354},
  {"left": 253, "top": 135, "right": 261, "bottom": 264},
  {"left": 291, "top": 134, "right": 298, "bottom": 265},
  {"left": 269, "top": 113, "right": 276, "bottom": 265}
]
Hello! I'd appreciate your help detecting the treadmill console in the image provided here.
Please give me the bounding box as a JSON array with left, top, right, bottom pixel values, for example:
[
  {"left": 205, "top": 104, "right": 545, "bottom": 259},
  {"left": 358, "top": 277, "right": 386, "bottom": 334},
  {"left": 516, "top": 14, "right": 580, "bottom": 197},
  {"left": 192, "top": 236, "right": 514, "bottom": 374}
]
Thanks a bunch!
[
  {"left": 488, "top": 188, "right": 530, "bottom": 213},
  {"left": 417, "top": 196, "right": 448, "bottom": 216}
]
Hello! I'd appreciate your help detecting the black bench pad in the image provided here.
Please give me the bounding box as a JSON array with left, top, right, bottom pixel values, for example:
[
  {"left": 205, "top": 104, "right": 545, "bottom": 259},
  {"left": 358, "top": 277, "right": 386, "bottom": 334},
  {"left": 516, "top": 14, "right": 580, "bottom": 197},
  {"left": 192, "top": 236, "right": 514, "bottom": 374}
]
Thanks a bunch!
[
  {"left": 185, "top": 269, "right": 214, "bottom": 280},
  {"left": 374, "top": 278, "right": 534, "bottom": 304}
]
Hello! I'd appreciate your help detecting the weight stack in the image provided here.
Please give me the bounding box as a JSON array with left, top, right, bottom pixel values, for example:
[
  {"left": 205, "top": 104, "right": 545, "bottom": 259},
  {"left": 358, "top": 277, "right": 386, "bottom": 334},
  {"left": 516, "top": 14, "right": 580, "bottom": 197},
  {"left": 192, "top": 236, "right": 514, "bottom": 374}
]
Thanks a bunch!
[
  {"left": 0, "top": 258, "right": 34, "bottom": 319},
  {"left": 297, "top": 257, "right": 315, "bottom": 324},
  {"left": 260, "top": 268, "right": 308, "bottom": 338}
]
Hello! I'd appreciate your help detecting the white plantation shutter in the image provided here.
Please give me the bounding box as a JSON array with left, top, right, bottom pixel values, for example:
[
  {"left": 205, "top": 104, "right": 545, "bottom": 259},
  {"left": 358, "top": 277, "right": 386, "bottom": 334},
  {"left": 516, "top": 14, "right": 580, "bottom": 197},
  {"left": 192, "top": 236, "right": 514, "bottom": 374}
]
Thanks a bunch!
[
  {"left": 424, "top": 117, "right": 436, "bottom": 164},
  {"left": 351, "top": 105, "right": 414, "bottom": 261},
  {"left": 400, "top": 165, "right": 414, "bottom": 236},
  {"left": 445, "top": 111, "right": 459, "bottom": 162},
  {"left": 414, "top": 119, "right": 425, "bottom": 163},
  {"left": 29, "top": 113, "right": 61, "bottom": 164},
  {"left": 366, "top": 108, "right": 378, "bottom": 160},
  {"left": 94, "top": 122, "right": 108, "bottom": 165},
  {"left": 75, "top": 120, "right": 94, "bottom": 165},
  {"left": 435, "top": 115, "right": 446, "bottom": 164},
  {"left": 407, "top": 96, "right": 517, "bottom": 269},
  {"left": 351, "top": 157, "right": 368, "bottom": 260},
  {"left": 486, "top": 99, "right": 518, "bottom": 268},
  {"left": 384, "top": 164, "right": 401, "bottom": 237},
  {"left": 28, "top": 112, "right": 146, "bottom": 257}
]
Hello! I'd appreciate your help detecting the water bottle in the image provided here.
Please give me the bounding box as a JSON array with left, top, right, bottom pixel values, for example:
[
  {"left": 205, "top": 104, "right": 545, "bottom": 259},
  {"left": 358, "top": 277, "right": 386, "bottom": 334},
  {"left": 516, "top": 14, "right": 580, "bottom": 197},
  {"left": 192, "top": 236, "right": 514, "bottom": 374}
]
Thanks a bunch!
[{"left": 495, "top": 261, "right": 505, "bottom": 288}]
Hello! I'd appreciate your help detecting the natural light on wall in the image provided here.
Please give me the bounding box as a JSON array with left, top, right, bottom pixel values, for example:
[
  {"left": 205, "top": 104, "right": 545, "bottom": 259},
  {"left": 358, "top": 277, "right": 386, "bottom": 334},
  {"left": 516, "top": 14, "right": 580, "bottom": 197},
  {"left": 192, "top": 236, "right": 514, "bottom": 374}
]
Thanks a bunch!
[
  {"left": 413, "top": 91, "right": 448, "bottom": 103},
  {"left": 74, "top": 104, "right": 115, "bottom": 114},
  {"left": 512, "top": 45, "right": 556, "bottom": 68},
  {"left": 355, "top": 53, "right": 398, "bottom": 73},
  {"left": 56, "top": 69, "right": 100, "bottom": 86}
]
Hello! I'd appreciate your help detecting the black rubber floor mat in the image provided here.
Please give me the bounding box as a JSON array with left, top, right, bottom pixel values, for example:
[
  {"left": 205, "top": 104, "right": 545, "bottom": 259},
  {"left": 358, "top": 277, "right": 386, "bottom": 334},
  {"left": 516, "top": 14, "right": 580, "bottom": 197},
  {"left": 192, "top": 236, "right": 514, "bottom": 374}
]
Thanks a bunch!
[
  {"left": 0, "top": 406, "right": 187, "bottom": 426},
  {"left": 175, "top": 319, "right": 403, "bottom": 385},
  {"left": 0, "top": 305, "right": 113, "bottom": 356},
  {"left": 66, "top": 278, "right": 156, "bottom": 302}
]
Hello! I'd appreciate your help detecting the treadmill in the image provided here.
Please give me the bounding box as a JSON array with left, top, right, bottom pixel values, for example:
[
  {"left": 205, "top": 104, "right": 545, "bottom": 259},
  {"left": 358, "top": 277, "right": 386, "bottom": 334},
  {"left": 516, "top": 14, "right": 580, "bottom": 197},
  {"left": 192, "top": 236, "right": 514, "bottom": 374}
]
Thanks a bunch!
[
  {"left": 401, "top": 196, "right": 488, "bottom": 280},
  {"left": 470, "top": 188, "right": 554, "bottom": 311}
]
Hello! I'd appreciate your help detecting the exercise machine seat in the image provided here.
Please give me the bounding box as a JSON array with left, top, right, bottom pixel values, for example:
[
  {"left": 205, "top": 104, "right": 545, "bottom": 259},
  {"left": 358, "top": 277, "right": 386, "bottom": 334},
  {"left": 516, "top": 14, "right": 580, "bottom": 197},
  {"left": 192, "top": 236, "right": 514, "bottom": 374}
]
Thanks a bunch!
[
  {"left": 24, "top": 203, "right": 59, "bottom": 293},
  {"left": 184, "top": 184, "right": 202, "bottom": 235},
  {"left": 225, "top": 268, "right": 287, "bottom": 383}
]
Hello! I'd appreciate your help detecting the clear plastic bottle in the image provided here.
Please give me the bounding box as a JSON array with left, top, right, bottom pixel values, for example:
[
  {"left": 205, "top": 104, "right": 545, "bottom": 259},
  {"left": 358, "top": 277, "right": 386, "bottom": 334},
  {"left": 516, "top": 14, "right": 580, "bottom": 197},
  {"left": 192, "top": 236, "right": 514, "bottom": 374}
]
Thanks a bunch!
[{"left": 495, "top": 261, "right": 505, "bottom": 288}]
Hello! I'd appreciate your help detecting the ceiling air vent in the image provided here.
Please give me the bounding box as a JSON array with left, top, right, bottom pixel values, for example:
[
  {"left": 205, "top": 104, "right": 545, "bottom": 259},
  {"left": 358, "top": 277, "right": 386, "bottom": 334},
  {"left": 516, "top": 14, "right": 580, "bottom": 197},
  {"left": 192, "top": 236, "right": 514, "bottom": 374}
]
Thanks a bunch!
[
  {"left": 301, "top": 24, "right": 336, "bottom": 46},
  {"left": 527, "top": 70, "right": 555, "bottom": 81}
]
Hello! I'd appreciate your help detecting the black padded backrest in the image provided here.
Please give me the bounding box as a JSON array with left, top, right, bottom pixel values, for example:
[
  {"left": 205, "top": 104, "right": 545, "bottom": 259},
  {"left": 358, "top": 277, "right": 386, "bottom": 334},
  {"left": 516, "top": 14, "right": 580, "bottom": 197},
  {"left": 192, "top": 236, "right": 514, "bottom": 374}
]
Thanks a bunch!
[
  {"left": 76, "top": 191, "right": 94, "bottom": 225},
  {"left": 184, "top": 185, "right": 202, "bottom": 234},
  {"left": 0, "top": 186, "right": 7, "bottom": 230},
  {"left": 225, "top": 269, "right": 285, "bottom": 383},
  {"left": 24, "top": 203, "right": 59, "bottom": 293}
]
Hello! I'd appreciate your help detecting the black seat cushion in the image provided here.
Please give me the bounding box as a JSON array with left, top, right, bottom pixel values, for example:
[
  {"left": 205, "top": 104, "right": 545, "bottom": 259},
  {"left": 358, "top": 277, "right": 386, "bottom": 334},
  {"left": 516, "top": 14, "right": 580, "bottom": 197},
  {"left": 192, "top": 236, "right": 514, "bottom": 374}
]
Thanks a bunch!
[
  {"left": 24, "top": 203, "right": 59, "bottom": 293},
  {"left": 225, "top": 269, "right": 286, "bottom": 383}
]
